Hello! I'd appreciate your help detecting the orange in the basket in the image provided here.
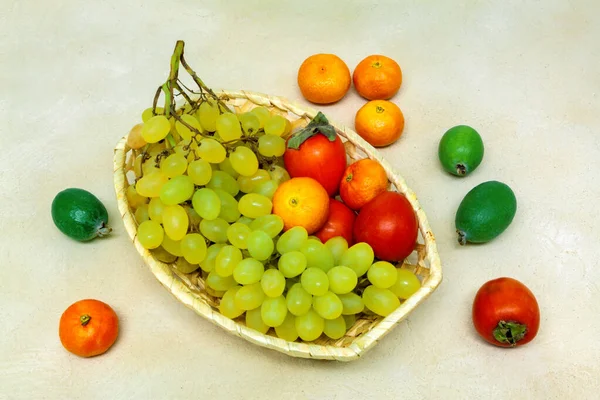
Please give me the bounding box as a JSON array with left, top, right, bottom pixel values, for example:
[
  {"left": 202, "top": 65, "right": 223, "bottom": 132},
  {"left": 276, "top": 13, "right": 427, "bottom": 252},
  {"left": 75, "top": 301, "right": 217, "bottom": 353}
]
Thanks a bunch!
[
  {"left": 297, "top": 54, "right": 351, "bottom": 104},
  {"left": 339, "top": 159, "right": 389, "bottom": 210},
  {"left": 272, "top": 177, "right": 330, "bottom": 234},
  {"left": 353, "top": 55, "right": 402, "bottom": 100},
  {"left": 355, "top": 100, "right": 405, "bottom": 147}
]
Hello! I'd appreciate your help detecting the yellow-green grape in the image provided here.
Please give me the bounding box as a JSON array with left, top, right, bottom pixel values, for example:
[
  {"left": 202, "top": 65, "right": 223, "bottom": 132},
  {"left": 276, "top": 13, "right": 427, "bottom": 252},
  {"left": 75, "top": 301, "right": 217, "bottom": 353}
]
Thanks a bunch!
[
  {"left": 343, "top": 314, "right": 356, "bottom": 331},
  {"left": 323, "top": 316, "right": 346, "bottom": 340},
  {"left": 176, "top": 114, "right": 201, "bottom": 141},
  {"left": 230, "top": 146, "right": 259, "bottom": 177},
  {"left": 142, "top": 106, "right": 164, "bottom": 122},
  {"left": 312, "top": 291, "right": 343, "bottom": 320},
  {"left": 275, "top": 313, "right": 298, "bottom": 342},
  {"left": 126, "top": 185, "right": 148, "bottom": 209},
  {"left": 207, "top": 170, "right": 240, "bottom": 197},
  {"left": 148, "top": 197, "right": 166, "bottom": 224},
  {"left": 236, "top": 216, "right": 254, "bottom": 225},
  {"left": 261, "top": 295, "right": 287, "bottom": 327},
  {"left": 227, "top": 222, "right": 252, "bottom": 249},
  {"left": 219, "top": 285, "right": 244, "bottom": 319},
  {"left": 327, "top": 266, "right": 358, "bottom": 294},
  {"left": 246, "top": 307, "right": 269, "bottom": 334},
  {"left": 172, "top": 139, "right": 190, "bottom": 157},
  {"left": 162, "top": 205, "right": 189, "bottom": 241},
  {"left": 152, "top": 247, "right": 177, "bottom": 264},
  {"left": 238, "top": 112, "right": 260, "bottom": 135},
  {"left": 325, "top": 236, "right": 348, "bottom": 266},
  {"left": 175, "top": 257, "right": 199, "bottom": 274},
  {"left": 218, "top": 157, "right": 239, "bottom": 179},
  {"left": 258, "top": 135, "right": 286, "bottom": 157},
  {"left": 200, "top": 243, "right": 225, "bottom": 272},
  {"left": 197, "top": 100, "right": 219, "bottom": 132},
  {"left": 199, "top": 218, "right": 229, "bottom": 243},
  {"left": 250, "top": 106, "right": 271, "bottom": 128},
  {"left": 137, "top": 220, "right": 164, "bottom": 249},
  {"left": 148, "top": 141, "right": 167, "bottom": 156},
  {"left": 278, "top": 251, "right": 307, "bottom": 278},
  {"left": 300, "top": 267, "right": 329, "bottom": 296},
  {"left": 389, "top": 269, "right": 422, "bottom": 300},
  {"left": 141, "top": 158, "right": 158, "bottom": 176},
  {"left": 249, "top": 214, "right": 284, "bottom": 238},
  {"left": 286, "top": 283, "right": 312, "bottom": 316},
  {"left": 192, "top": 188, "right": 221, "bottom": 220},
  {"left": 161, "top": 234, "right": 183, "bottom": 257},
  {"left": 160, "top": 153, "right": 187, "bottom": 178},
  {"left": 261, "top": 269, "right": 286, "bottom": 298},
  {"left": 238, "top": 193, "right": 272, "bottom": 219},
  {"left": 253, "top": 180, "right": 278, "bottom": 199},
  {"left": 134, "top": 204, "right": 150, "bottom": 224},
  {"left": 215, "top": 245, "right": 243, "bottom": 277},
  {"left": 263, "top": 115, "right": 288, "bottom": 137},
  {"left": 160, "top": 175, "right": 195, "bottom": 206},
  {"left": 268, "top": 165, "right": 290, "bottom": 184},
  {"left": 180, "top": 233, "right": 208, "bottom": 264},
  {"left": 234, "top": 282, "right": 265, "bottom": 311},
  {"left": 295, "top": 309, "right": 324, "bottom": 341},
  {"left": 301, "top": 239, "right": 334, "bottom": 272},
  {"left": 136, "top": 171, "right": 169, "bottom": 198},
  {"left": 276, "top": 226, "right": 308, "bottom": 254},
  {"left": 196, "top": 138, "right": 226, "bottom": 163},
  {"left": 187, "top": 159, "right": 213, "bottom": 186},
  {"left": 237, "top": 169, "right": 271, "bottom": 194},
  {"left": 337, "top": 292, "right": 364, "bottom": 315},
  {"left": 184, "top": 205, "right": 202, "bottom": 230},
  {"left": 362, "top": 286, "right": 401, "bottom": 317},
  {"left": 367, "top": 261, "right": 398, "bottom": 289},
  {"left": 340, "top": 242, "right": 374, "bottom": 277},
  {"left": 134, "top": 155, "right": 144, "bottom": 178},
  {"left": 214, "top": 189, "right": 240, "bottom": 223},
  {"left": 216, "top": 112, "right": 242, "bottom": 142},
  {"left": 141, "top": 115, "right": 171, "bottom": 143},
  {"left": 206, "top": 270, "right": 237, "bottom": 291},
  {"left": 246, "top": 230, "right": 274, "bottom": 261},
  {"left": 233, "top": 258, "right": 264, "bottom": 285}
]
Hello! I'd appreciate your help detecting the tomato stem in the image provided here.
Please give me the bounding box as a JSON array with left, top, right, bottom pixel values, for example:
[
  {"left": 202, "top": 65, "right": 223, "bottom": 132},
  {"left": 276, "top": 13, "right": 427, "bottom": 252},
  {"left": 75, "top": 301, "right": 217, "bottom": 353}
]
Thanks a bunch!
[
  {"left": 493, "top": 320, "right": 527, "bottom": 346},
  {"left": 80, "top": 314, "right": 92, "bottom": 326}
]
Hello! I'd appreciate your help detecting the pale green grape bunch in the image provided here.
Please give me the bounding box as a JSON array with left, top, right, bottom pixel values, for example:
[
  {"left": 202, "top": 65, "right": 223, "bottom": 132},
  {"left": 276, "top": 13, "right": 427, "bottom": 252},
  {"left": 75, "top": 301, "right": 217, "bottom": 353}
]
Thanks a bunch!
[
  {"left": 227, "top": 222, "right": 252, "bottom": 249},
  {"left": 238, "top": 169, "right": 270, "bottom": 194},
  {"left": 250, "top": 107, "right": 271, "bottom": 128},
  {"left": 216, "top": 112, "right": 242, "bottom": 142},
  {"left": 235, "top": 282, "right": 265, "bottom": 311},
  {"left": 160, "top": 175, "right": 195, "bottom": 206},
  {"left": 207, "top": 171, "right": 240, "bottom": 197},
  {"left": 258, "top": 135, "right": 286, "bottom": 157},
  {"left": 238, "top": 112, "right": 260, "bottom": 135},
  {"left": 197, "top": 101, "right": 219, "bottom": 132},
  {"left": 276, "top": 226, "right": 308, "bottom": 254},
  {"left": 200, "top": 244, "right": 225, "bottom": 272},
  {"left": 196, "top": 138, "right": 226, "bottom": 163},
  {"left": 246, "top": 230, "right": 274, "bottom": 261},
  {"left": 230, "top": 146, "right": 259, "bottom": 177},
  {"left": 340, "top": 242, "right": 374, "bottom": 277},
  {"left": 187, "top": 159, "right": 212, "bottom": 185},
  {"left": 362, "top": 286, "right": 401, "bottom": 317},
  {"left": 192, "top": 188, "right": 221, "bottom": 220},
  {"left": 141, "top": 115, "right": 171, "bottom": 143},
  {"left": 215, "top": 245, "right": 243, "bottom": 277},
  {"left": 160, "top": 153, "right": 188, "bottom": 178},
  {"left": 233, "top": 258, "right": 264, "bottom": 285},
  {"left": 176, "top": 114, "right": 202, "bottom": 141},
  {"left": 238, "top": 193, "right": 272, "bottom": 219}
]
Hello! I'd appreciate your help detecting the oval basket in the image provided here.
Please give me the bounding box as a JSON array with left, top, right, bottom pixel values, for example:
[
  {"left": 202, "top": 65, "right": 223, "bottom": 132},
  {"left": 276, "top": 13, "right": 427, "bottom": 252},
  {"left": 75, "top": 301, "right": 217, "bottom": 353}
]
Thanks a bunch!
[{"left": 113, "top": 90, "right": 442, "bottom": 361}]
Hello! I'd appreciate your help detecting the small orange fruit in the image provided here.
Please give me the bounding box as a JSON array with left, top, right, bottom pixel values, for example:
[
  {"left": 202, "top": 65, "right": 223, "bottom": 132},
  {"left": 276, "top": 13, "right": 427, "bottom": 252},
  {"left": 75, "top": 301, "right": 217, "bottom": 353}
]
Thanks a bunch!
[
  {"left": 272, "top": 177, "right": 330, "bottom": 234},
  {"left": 355, "top": 100, "right": 405, "bottom": 147},
  {"left": 297, "top": 54, "right": 351, "bottom": 104},
  {"left": 339, "top": 159, "right": 389, "bottom": 210},
  {"left": 353, "top": 55, "right": 402, "bottom": 100}
]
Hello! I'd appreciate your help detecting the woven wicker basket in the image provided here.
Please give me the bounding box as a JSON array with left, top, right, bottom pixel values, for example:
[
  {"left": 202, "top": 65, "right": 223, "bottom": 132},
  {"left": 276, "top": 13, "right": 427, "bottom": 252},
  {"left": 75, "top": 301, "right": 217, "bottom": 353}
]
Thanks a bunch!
[{"left": 113, "top": 90, "right": 442, "bottom": 361}]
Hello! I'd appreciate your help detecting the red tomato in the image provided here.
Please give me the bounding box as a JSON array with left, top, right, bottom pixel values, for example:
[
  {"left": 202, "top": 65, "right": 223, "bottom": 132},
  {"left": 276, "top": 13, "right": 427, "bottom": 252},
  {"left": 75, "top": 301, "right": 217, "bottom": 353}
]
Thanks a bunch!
[
  {"left": 314, "top": 198, "right": 356, "bottom": 245},
  {"left": 353, "top": 191, "right": 418, "bottom": 261},
  {"left": 284, "top": 133, "right": 347, "bottom": 196},
  {"left": 472, "top": 277, "right": 540, "bottom": 348}
]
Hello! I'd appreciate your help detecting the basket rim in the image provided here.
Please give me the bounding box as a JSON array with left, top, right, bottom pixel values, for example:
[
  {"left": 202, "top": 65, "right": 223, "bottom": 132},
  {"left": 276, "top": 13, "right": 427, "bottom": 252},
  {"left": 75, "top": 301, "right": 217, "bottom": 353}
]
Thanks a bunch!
[{"left": 113, "top": 89, "right": 443, "bottom": 361}]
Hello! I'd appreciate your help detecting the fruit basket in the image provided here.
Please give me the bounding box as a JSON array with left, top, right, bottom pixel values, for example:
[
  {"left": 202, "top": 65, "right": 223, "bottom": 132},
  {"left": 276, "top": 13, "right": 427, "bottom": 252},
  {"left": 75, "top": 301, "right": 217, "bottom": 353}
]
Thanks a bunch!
[{"left": 112, "top": 42, "right": 442, "bottom": 361}]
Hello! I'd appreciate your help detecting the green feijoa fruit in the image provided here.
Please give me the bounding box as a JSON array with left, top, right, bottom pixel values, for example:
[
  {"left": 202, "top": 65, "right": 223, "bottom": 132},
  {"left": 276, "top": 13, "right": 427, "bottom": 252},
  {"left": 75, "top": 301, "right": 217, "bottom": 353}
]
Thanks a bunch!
[
  {"left": 51, "top": 188, "right": 111, "bottom": 241},
  {"left": 455, "top": 181, "right": 517, "bottom": 245},
  {"left": 438, "top": 125, "right": 484, "bottom": 177}
]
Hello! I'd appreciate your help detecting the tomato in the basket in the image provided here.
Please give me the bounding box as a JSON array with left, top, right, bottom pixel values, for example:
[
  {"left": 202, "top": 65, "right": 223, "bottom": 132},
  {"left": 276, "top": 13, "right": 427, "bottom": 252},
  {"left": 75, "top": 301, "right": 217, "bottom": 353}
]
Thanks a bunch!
[
  {"left": 472, "top": 277, "right": 540, "bottom": 348},
  {"left": 59, "top": 299, "right": 119, "bottom": 358},
  {"left": 353, "top": 191, "right": 418, "bottom": 262},
  {"left": 314, "top": 198, "right": 356, "bottom": 245}
]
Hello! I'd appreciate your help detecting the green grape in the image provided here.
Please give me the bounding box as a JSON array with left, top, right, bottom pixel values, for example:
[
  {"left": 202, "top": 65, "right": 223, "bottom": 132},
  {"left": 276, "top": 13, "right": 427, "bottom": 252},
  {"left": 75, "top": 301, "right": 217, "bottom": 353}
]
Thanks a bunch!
[
  {"left": 192, "top": 188, "right": 221, "bottom": 220},
  {"left": 301, "top": 239, "right": 334, "bottom": 272},
  {"left": 275, "top": 313, "right": 298, "bottom": 342},
  {"left": 175, "top": 257, "right": 199, "bottom": 273},
  {"left": 216, "top": 112, "right": 242, "bottom": 142},
  {"left": 278, "top": 251, "right": 307, "bottom": 278},
  {"left": 141, "top": 115, "right": 171, "bottom": 143},
  {"left": 126, "top": 185, "right": 148, "bottom": 209},
  {"left": 367, "top": 261, "right": 398, "bottom": 289},
  {"left": 184, "top": 205, "right": 202, "bottom": 230},
  {"left": 227, "top": 222, "right": 252, "bottom": 249},
  {"left": 137, "top": 220, "right": 164, "bottom": 249},
  {"left": 215, "top": 245, "right": 243, "bottom": 277},
  {"left": 276, "top": 226, "right": 308, "bottom": 254},
  {"left": 199, "top": 218, "right": 229, "bottom": 243},
  {"left": 233, "top": 257, "right": 264, "bottom": 285},
  {"left": 286, "top": 283, "right": 312, "bottom": 316},
  {"left": 237, "top": 169, "right": 271, "bottom": 193},
  {"left": 300, "top": 267, "right": 329, "bottom": 296},
  {"left": 238, "top": 193, "right": 272, "bottom": 218},
  {"left": 343, "top": 314, "right": 356, "bottom": 331},
  {"left": 175, "top": 114, "right": 201, "bottom": 141},
  {"left": 246, "top": 230, "right": 274, "bottom": 261},
  {"left": 196, "top": 138, "right": 226, "bottom": 163},
  {"left": 236, "top": 216, "right": 254, "bottom": 225},
  {"left": 206, "top": 270, "right": 237, "bottom": 291},
  {"left": 161, "top": 234, "right": 183, "bottom": 257},
  {"left": 234, "top": 282, "right": 265, "bottom": 311},
  {"left": 258, "top": 135, "right": 286, "bottom": 157},
  {"left": 219, "top": 285, "right": 244, "bottom": 319},
  {"left": 338, "top": 292, "right": 365, "bottom": 315},
  {"left": 261, "top": 295, "right": 287, "bottom": 327},
  {"left": 389, "top": 269, "right": 422, "bottom": 299},
  {"left": 160, "top": 153, "right": 188, "bottom": 178},
  {"left": 264, "top": 115, "right": 287, "bottom": 137},
  {"left": 325, "top": 237, "right": 348, "bottom": 265},
  {"left": 362, "top": 286, "right": 401, "bottom": 317},
  {"left": 230, "top": 146, "right": 259, "bottom": 177},
  {"left": 136, "top": 171, "right": 169, "bottom": 198},
  {"left": 250, "top": 106, "right": 271, "bottom": 128},
  {"left": 340, "top": 242, "right": 374, "bottom": 277},
  {"left": 162, "top": 205, "right": 189, "bottom": 241},
  {"left": 197, "top": 101, "right": 219, "bottom": 132},
  {"left": 148, "top": 197, "right": 166, "bottom": 224},
  {"left": 249, "top": 214, "right": 284, "bottom": 238},
  {"left": 134, "top": 204, "right": 150, "bottom": 224},
  {"left": 268, "top": 165, "right": 290, "bottom": 184},
  {"left": 160, "top": 175, "right": 194, "bottom": 206},
  {"left": 218, "top": 157, "right": 240, "bottom": 179},
  {"left": 327, "top": 266, "right": 358, "bottom": 294},
  {"left": 245, "top": 307, "right": 269, "bottom": 334},
  {"left": 295, "top": 309, "right": 324, "bottom": 341},
  {"left": 260, "top": 269, "right": 286, "bottom": 298},
  {"left": 212, "top": 189, "right": 240, "bottom": 223},
  {"left": 238, "top": 112, "right": 260, "bottom": 135},
  {"left": 141, "top": 106, "right": 164, "bottom": 122},
  {"left": 313, "top": 291, "right": 343, "bottom": 320},
  {"left": 207, "top": 170, "right": 240, "bottom": 197},
  {"left": 323, "top": 316, "right": 346, "bottom": 340},
  {"left": 200, "top": 243, "right": 225, "bottom": 272},
  {"left": 151, "top": 247, "right": 175, "bottom": 264},
  {"left": 253, "top": 180, "right": 278, "bottom": 199},
  {"left": 180, "top": 233, "right": 207, "bottom": 264},
  {"left": 187, "top": 159, "right": 212, "bottom": 185}
]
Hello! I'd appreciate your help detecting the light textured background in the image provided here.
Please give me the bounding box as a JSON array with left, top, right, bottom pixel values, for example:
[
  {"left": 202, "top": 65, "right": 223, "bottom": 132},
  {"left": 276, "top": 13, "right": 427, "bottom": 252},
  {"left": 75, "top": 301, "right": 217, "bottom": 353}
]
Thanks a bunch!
[{"left": 1, "top": 0, "right": 599, "bottom": 399}]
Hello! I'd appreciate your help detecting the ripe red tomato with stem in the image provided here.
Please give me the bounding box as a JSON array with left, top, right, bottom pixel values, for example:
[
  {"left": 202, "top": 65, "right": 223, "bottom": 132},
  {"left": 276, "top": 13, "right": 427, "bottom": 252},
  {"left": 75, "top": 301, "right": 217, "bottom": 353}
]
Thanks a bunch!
[
  {"left": 472, "top": 277, "right": 540, "bottom": 348},
  {"left": 314, "top": 198, "right": 356, "bottom": 245}
]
